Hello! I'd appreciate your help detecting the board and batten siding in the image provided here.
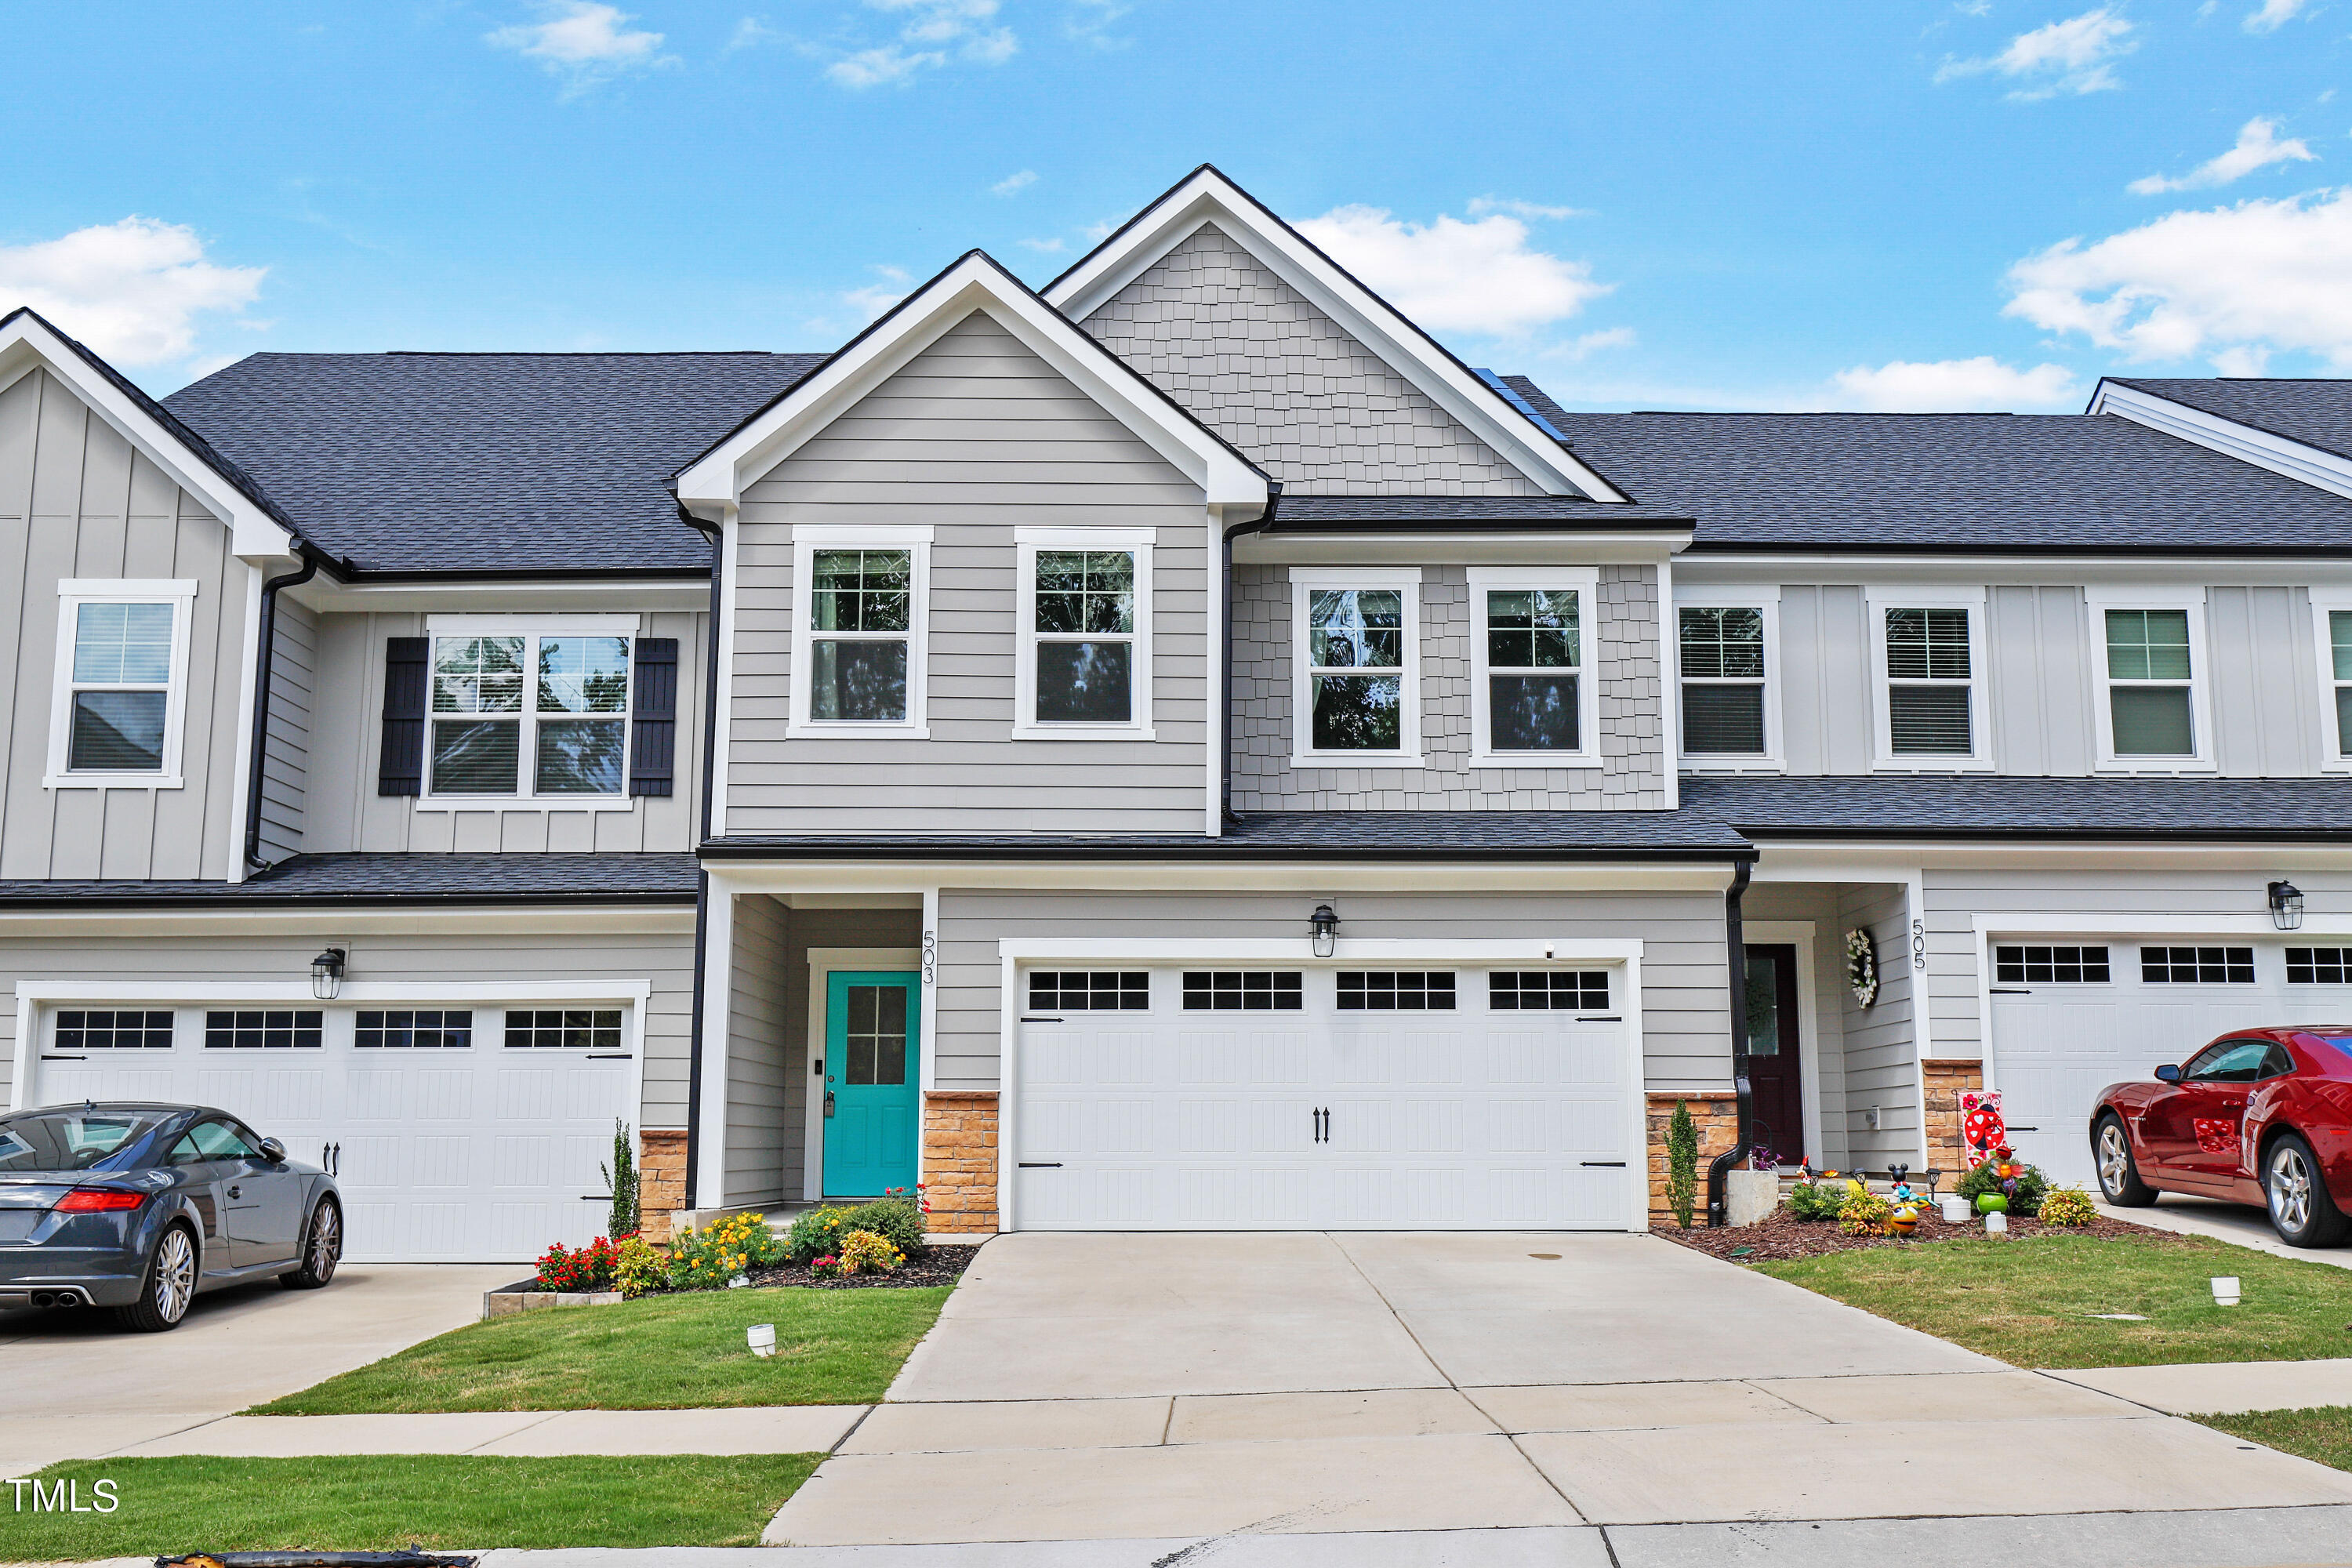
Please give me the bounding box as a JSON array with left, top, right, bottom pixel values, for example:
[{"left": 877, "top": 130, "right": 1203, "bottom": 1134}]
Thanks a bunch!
[
  {"left": 932, "top": 887, "right": 1731, "bottom": 1094},
  {"left": 1232, "top": 562, "right": 1669, "bottom": 811},
  {"left": 0, "top": 926, "right": 696, "bottom": 1128},
  {"left": 726, "top": 310, "right": 1212, "bottom": 835},
  {"left": 0, "top": 369, "right": 250, "bottom": 880},
  {"left": 1834, "top": 883, "right": 1918, "bottom": 1164},
  {"left": 256, "top": 594, "right": 315, "bottom": 862},
  {"left": 300, "top": 608, "right": 706, "bottom": 853}
]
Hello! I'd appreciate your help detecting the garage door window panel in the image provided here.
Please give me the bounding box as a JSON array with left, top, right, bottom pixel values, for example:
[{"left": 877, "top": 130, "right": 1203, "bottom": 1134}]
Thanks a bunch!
[
  {"left": 1994, "top": 946, "right": 2111, "bottom": 984},
  {"left": 356, "top": 1010, "right": 474, "bottom": 1049},
  {"left": 2141, "top": 946, "right": 2256, "bottom": 984},
  {"left": 1489, "top": 971, "right": 1611, "bottom": 1011},
  {"left": 1336, "top": 972, "right": 1457, "bottom": 1011},
  {"left": 504, "top": 1009, "right": 623, "bottom": 1050},
  {"left": 53, "top": 1010, "right": 174, "bottom": 1050},
  {"left": 1029, "top": 972, "right": 1149, "bottom": 1011},
  {"left": 1181, "top": 972, "right": 1304, "bottom": 1011},
  {"left": 205, "top": 1010, "right": 323, "bottom": 1049},
  {"left": 2288, "top": 947, "right": 2352, "bottom": 984}
]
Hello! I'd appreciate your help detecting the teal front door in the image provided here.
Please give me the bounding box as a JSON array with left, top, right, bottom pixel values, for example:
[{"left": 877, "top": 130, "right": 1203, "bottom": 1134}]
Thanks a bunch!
[{"left": 822, "top": 971, "right": 921, "bottom": 1197}]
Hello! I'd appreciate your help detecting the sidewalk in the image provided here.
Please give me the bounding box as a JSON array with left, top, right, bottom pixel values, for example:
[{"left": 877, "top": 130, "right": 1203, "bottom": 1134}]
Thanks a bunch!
[
  {"left": 2046, "top": 1357, "right": 2352, "bottom": 1416},
  {"left": 2098, "top": 1195, "right": 2352, "bottom": 1270},
  {"left": 74, "top": 1406, "right": 870, "bottom": 1463}
]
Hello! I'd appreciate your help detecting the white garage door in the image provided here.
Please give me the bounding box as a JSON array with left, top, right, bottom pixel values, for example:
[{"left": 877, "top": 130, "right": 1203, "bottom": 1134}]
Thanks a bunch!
[
  {"left": 1988, "top": 938, "right": 2352, "bottom": 1188},
  {"left": 1011, "top": 964, "right": 1641, "bottom": 1230},
  {"left": 23, "top": 1003, "right": 634, "bottom": 1262}
]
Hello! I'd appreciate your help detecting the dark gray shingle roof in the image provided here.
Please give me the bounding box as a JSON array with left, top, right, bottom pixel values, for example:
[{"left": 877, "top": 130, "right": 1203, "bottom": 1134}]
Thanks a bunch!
[
  {"left": 0, "top": 853, "right": 699, "bottom": 906},
  {"left": 1683, "top": 775, "right": 2352, "bottom": 839},
  {"left": 1271, "top": 495, "right": 1693, "bottom": 529},
  {"left": 162, "top": 352, "right": 827, "bottom": 574},
  {"left": 1507, "top": 378, "right": 2352, "bottom": 553},
  {"left": 2110, "top": 378, "right": 2352, "bottom": 465}
]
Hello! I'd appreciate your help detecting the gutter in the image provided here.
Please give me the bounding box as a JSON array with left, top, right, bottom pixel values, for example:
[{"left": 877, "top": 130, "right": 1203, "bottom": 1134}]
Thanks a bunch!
[
  {"left": 674, "top": 503, "right": 725, "bottom": 1210},
  {"left": 1705, "top": 858, "right": 1755, "bottom": 1227},
  {"left": 1221, "top": 484, "right": 1280, "bottom": 824},
  {"left": 242, "top": 545, "right": 321, "bottom": 874},
  {"left": 696, "top": 837, "right": 1756, "bottom": 864}
]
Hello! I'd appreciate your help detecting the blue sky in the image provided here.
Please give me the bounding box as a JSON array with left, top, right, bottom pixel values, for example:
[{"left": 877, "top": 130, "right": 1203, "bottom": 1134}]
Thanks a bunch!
[{"left": 5, "top": 1, "right": 2350, "bottom": 410}]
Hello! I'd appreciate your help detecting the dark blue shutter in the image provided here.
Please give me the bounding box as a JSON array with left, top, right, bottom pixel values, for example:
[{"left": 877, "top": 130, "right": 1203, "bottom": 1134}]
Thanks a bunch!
[
  {"left": 377, "top": 637, "right": 428, "bottom": 796},
  {"left": 629, "top": 637, "right": 679, "bottom": 797}
]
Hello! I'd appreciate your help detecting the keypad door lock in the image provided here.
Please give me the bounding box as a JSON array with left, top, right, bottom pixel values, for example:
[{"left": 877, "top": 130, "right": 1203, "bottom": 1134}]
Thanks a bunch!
[{"left": 824, "top": 1090, "right": 837, "bottom": 1119}]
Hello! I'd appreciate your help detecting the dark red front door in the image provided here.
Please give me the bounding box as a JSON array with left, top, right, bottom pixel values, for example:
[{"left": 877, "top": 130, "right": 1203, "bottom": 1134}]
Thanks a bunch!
[{"left": 1744, "top": 945, "right": 1806, "bottom": 1165}]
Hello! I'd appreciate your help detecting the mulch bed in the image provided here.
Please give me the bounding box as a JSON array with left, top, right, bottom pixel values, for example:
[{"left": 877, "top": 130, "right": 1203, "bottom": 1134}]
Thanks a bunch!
[
  {"left": 1661, "top": 1207, "right": 2165, "bottom": 1263},
  {"left": 740, "top": 1239, "right": 983, "bottom": 1290}
]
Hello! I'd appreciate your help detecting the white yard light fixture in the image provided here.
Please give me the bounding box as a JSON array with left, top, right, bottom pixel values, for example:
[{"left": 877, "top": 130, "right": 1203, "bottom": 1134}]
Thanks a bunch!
[
  {"left": 1310, "top": 903, "right": 1340, "bottom": 959},
  {"left": 310, "top": 948, "right": 347, "bottom": 1001},
  {"left": 2211, "top": 1276, "right": 2241, "bottom": 1307},
  {"left": 2268, "top": 880, "right": 2305, "bottom": 931},
  {"left": 747, "top": 1323, "right": 777, "bottom": 1357}
]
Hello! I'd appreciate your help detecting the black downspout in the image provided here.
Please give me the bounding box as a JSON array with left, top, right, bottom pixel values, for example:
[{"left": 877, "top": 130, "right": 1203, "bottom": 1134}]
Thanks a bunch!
[
  {"left": 676, "top": 504, "right": 726, "bottom": 1212},
  {"left": 1219, "top": 483, "right": 1280, "bottom": 825},
  {"left": 242, "top": 545, "right": 320, "bottom": 875},
  {"left": 1706, "top": 858, "right": 1755, "bottom": 1227}
]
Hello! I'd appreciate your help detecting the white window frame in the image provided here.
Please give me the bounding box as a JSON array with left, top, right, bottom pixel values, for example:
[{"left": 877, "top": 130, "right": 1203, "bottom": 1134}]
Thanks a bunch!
[
  {"left": 2307, "top": 588, "right": 2352, "bottom": 774},
  {"left": 2085, "top": 586, "right": 2214, "bottom": 774},
  {"left": 1674, "top": 585, "right": 1783, "bottom": 774},
  {"left": 417, "top": 613, "right": 642, "bottom": 811},
  {"left": 1289, "top": 567, "right": 1424, "bottom": 768},
  {"left": 788, "top": 525, "right": 931, "bottom": 741},
  {"left": 1866, "top": 586, "right": 1993, "bottom": 771},
  {"left": 46, "top": 579, "right": 198, "bottom": 790},
  {"left": 1013, "top": 527, "right": 1155, "bottom": 741},
  {"left": 1466, "top": 566, "right": 1600, "bottom": 769}
]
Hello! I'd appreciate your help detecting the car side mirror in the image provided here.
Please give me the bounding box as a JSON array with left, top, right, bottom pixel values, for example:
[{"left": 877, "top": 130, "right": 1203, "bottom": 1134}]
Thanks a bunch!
[
  {"left": 259, "top": 1138, "right": 288, "bottom": 1163},
  {"left": 2154, "top": 1064, "right": 2182, "bottom": 1083}
]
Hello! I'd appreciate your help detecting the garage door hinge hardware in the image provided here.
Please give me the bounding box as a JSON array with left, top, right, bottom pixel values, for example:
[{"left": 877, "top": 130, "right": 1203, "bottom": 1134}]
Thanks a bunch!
[
  {"left": 1581, "top": 1160, "right": 1628, "bottom": 1167},
  {"left": 1018, "top": 1161, "right": 1062, "bottom": 1168}
]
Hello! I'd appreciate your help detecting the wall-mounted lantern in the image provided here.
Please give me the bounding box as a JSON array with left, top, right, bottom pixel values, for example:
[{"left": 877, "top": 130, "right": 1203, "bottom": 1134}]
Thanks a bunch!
[
  {"left": 311, "top": 948, "right": 348, "bottom": 1000},
  {"left": 1309, "top": 903, "right": 1340, "bottom": 959},
  {"left": 2269, "top": 880, "right": 2305, "bottom": 932}
]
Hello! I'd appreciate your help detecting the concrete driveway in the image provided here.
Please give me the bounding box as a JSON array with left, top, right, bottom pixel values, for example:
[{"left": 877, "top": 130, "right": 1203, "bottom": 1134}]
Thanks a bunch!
[
  {"left": 768, "top": 1231, "right": 2352, "bottom": 1547},
  {"left": 0, "top": 1263, "right": 515, "bottom": 1475}
]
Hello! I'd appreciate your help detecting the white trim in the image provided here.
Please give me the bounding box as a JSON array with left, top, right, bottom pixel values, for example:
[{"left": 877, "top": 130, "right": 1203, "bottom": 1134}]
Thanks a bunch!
[
  {"left": 2312, "top": 589, "right": 2352, "bottom": 773},
  {"left": 2092, "top": 380, "right": 2352, "bottom": 503},
  {"left": 920, "top": 886, "right": 940, "bottom": 1096},
  {"left": 417, "top": 619, "right": 641, "bottom": 808},
  {"left": 1289, "top": 567, "right": 1425, "bottom": 768},
  {"left": 1865, "top": 586, "right": 1993, "bottom": 771},
  {"left": 45, "top": 579, "right": 199, "bottom": 791},
  {"left": 1657, "top": 558, "right": 1681, "bottom": 810},
  {"left": 2083, "top": 586, "right": 2215, "bottom": 773},
  {"left": 787, "top": 528, "right": 931, "bottom": 740},
  {"left": 1464, "top": 566, "right": 1601, "bottom": 769},
  {"left": 227, "top": 563, "right": 263, "bottom": 880},
  {"left": 1040, "top": 170, "right": 1624, "bottom": 503},
  {"left": 1207, "top": 510, "right": 1229, "bottom": 837},
  {"left": 673, "top": 255, "right": 1268, "bottom": 514},
  {"left": 1011, "top": 528, "right": 1156, "bottom": 741},
  {"left": 1744, "top": 920, "right": 1823, "bottom": 1171},
  {"left": 1905, "top": 868, "right": 1932, "bottom": 1169},
  {"left": 714, "top": 508, "right": 740, "bottom": 838},
  {"left": 1673, "top": 585, "right": 1784, "bottom": 774},
  {"left": 423, "top": 614, "right": 641, "bottom": 635},
  {"left": 696, "top": 888, "right": 735, "bottom": 1209},
  {"left": 803, "top": 945, "right": 924, "bottom": 1203}
]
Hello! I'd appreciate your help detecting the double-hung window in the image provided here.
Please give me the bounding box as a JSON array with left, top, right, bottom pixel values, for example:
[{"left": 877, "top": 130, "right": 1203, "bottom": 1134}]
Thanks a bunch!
[
  {"left": 1014, "top": 529, "right": 1153, "bottom": 736},
  {"left": 2310, "top": 593, "right": 2352, "bottom": 769},
  {"left": 1676, "top": 590, "right": 1778, "bottom": 767},
  {"left": 1468, "top": 568, "right": 1598, "bottom": 765},
  {"left": 2087, "top": 588, "right": 2210, "bottom": 770},
  {"left": 424, "top": 618, "right": 635, "bottom": 801},
  {"left": 1291, "top": 568, "right": 1421, "bottom": 764},
  {"left": 789, "top": 527, "right": 930, "bottom": 736},
  {"left": 48, "top": 579, "right": 197, "bottom": 788},
  {"left": 1868, "top": 589, "right": 1988, "bottom": 768}
]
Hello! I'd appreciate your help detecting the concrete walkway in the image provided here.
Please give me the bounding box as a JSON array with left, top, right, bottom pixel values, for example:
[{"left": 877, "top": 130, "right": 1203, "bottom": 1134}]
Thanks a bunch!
[
  {"left": 94, "top": 1406, "right": 870, "bottom": 1459},
  {"left": 2099, "top": 1193, "right": 2352, "bottom": 1269},
  {"left": 2049, "top": 1356, "right": 2352, "bottom": 1415}
]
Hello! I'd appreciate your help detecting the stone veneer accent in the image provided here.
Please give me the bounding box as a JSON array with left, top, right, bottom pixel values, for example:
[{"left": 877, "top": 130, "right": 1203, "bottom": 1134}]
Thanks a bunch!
[
  {"left": 1646, "top": 1091, "right": 1740, "bottom": 1226},
  {"left": 637, "top": 1129, "right": 689, "bottom": 1244},
  {"left": 923, "top": 1091, "right": 1000, "bottom": 1233},
  {"left": 1920, "top": 1059, "right": 1986, "bottom": 1174}
]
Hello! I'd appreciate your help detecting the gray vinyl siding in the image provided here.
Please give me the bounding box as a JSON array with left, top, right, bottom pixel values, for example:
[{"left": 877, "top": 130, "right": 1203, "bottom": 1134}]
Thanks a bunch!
[
  {"left": 0, "top": 369, "right": 249, "bottom": 880},
  {"left": 1837, "top": 883, "right": 1918, "bottom": 1163},
  {"left": 1232, "top": 562, "right": 1669, "bottom": 810},
  {"left": 301, "top": 608, "right": 706, "bottom": 852},
  {"left": 257, "top": 594, "right": 314, "bottom": 863},
  {"left": 1740, "top": 880, "right": 1852, "bottom": 1168},
  {"left": 0, "top": 924, "right": 696, "bottom": 1128},
  {"left": 1080, "top": 223, "right": 1544, "bottom": 495},
  {"left": 933, "top": 887, "right": 1730, "bottom": 1094},
  {"left": 780, "top": 906, "right": 921, "bottom": 1203},
  {"left": 2208, "top": 586, "right": 2323, "bottom": 776},
  {"left": 726, "top": 310, "right": 1211, "bottom": 835},
  {"left": 726, "top": 893, "right": 793, "bottom": 1206}
]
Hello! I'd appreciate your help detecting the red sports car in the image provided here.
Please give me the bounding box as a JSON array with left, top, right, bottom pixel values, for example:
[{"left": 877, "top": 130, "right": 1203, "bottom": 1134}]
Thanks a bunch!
[{"left": 2092, "top": 1027, "right": 2352, "bottom": 1248}]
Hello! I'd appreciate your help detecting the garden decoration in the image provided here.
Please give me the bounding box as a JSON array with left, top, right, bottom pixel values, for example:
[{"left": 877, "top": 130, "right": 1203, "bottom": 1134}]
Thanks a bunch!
[
  {"left": 1958, "top": 1089, "right": 2006, "bottom": 1169},
  {"left": 1750, "top": 1144, "right": 1779, "bottom": 1172},
  {"left": 1846, "top": 927, "right": 1879, "bottom": 1007},
  {"left": 1984, "top": 1210, "right": 2008, "bottom": 1234},
  {"left": 1885, "top": 1164, "right": 1925, "bottom": 1236},
  {"left": 1889, "top": 1206, "right": 1919, "bottom": 1236},
  {"left": 1976, "top": 1192, "right": 2009, "bottom": 1213}
]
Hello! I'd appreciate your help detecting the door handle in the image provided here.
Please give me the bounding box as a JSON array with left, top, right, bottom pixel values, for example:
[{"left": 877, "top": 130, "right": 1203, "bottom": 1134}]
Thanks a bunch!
[{"left": 227, "top": 1185, "right": 241, "bottom": 1200}]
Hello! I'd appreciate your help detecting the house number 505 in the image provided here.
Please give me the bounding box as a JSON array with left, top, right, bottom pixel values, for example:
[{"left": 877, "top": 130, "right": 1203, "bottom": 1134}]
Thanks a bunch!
[{"left": 1912, "top": 918, "right": 1927, "bottom": 971}]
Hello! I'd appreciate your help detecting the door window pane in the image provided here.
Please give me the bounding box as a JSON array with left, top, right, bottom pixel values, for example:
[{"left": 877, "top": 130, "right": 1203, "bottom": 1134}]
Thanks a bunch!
[
  {"left": 844, "top": 985, "right": 908, "bottom": 1086},
  {"left": 1743, "top": 953, "right": 1782, "bottom": 1057},
  {"left": 70, "top": 691, "right": 166, "bottom": 770},
  {"left": 2184, "top": 1040, "right": 2274, "bottom": 1083},
  {"left": 2141, "top": 946, "right": 2256, "bottom": 983},
  {"left": 503, "top": 1008, "right": 623, "bottom": 1049}
]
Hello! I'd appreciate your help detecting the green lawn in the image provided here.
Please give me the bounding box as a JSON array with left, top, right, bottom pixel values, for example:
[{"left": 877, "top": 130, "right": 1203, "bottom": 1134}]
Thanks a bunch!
[
  {"left": 0, "top": 1454, "right": 818, "bottom": 1559},
  {"left": 2201, "top": 1406, "right": 2352, "bottom": 1473},
  {"left": 252, "top": 1287, "right": 949, "bottom": 1414},
  {"left": 1753, "top": 1232, "right": 2352, "bottom": 1368}
]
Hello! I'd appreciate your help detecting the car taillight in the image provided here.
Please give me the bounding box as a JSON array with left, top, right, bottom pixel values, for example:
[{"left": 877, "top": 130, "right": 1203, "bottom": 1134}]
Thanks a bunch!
[{"left": 53, "top": 1188, "right": 145, "bottom": 1213}]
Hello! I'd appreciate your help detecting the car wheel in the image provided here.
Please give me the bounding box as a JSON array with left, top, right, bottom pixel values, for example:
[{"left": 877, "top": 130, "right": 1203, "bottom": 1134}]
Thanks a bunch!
[
  {"left": 2094, "top": 1113, "right": 2156, "bottom": 1207},
  {"left": 279, "top": 1198, "right": 342, "bottom": 1290},
  {"left": 112, "top": 1225, "right": 198, "bottom": 1333},
  {"left": 2264, "top": 1133, "right": 2350, "bottom": 1248}
]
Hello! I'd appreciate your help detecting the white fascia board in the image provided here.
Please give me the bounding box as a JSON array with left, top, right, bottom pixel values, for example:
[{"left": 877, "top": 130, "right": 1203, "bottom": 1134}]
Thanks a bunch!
[
  {"left": 2092, "top": 380, "right": 2352, "bottom": 502},
  {"left": 1043, "top": 170, "right": 1625, "bottom": 503},
  {"left": 0, "top": 317, "right": 295, "bottom": 559},
  {"left": 673, "top": 253, "right": 1267, "bottom": 514}
]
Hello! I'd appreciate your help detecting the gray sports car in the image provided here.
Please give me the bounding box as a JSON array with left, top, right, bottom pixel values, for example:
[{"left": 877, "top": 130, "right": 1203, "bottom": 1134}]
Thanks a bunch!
[{"left": 0, "top": 1102, "right": 343, "bottom": 1330}]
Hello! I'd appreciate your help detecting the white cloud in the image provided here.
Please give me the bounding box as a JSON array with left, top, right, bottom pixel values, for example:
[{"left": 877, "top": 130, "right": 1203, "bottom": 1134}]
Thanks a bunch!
[
  {"left": 2245, "top": 0, "right": 2311, "bottom": 31},
  {"left": 1018, "top": 237, "right": 1066, "bottom": 252},
  {"left": 1064, "top": 0, "right": 1131, "bottom": 49},
  {"left": 841, "top": 263, "right": 911, "bottom": 321},
  {"left": 1936, "top": 8, "right": 2136, "bottom": 99},
  {"left": 2129, "top": 117, "right": 2315, "bottom": 193},
  {"left": 1465, "top": 197, "right": 1591, "bottom": 220},
  {"left": 1828, "top": 357, "right": 2081, "bottom": 411},
  {"left": 1294, "top": 205, "right": 1610, "bottom": 337},
  {"left": 724, "top": 16, "right": 776, "bottom": 52},
  {"left": 2005, "top": 187, "right": 2352, "bottom": 368},
  {"left": 992, "top": 169, "right": 1039, "bottom": 197},
  {"left": 0, "top": 217, "right": 264, "bottom": 368},
  {"left": 826, "top": 46, "right": 944, "bottom": 86},
  {"left": 487, "top": 2, "right": 670, "bottom": 92},
  {"left": 825, "top": 0, "right": 1015, "bottom": 85}
]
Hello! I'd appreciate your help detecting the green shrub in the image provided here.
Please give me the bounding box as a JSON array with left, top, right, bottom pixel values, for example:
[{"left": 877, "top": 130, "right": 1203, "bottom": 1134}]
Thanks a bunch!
[
  {"left": 2037, "top": 1186, "right": 2097, "bottom": 1227},
  {"left": 613, "top": 1236, "right": 664, "bottom": 1299},
  {"left": 837, "top": 1229, "right": 903, "bottom": 1276},
  {"left": 601, "top": 1120, "right": 640, "bottom": 1241},
  {"left": 783, "top": 1206, "right": 858, "bottom": 1264},
  {"left": 844, "top": 1192, "right": 929, "bottom": 1260},
  {"left": 1786, "top": 1179, "right": 1842, "bottom": 1221},
  {"left": 667, "top": 1211, "right": 782, "bottom": 1290},
  {"left": 1956, "top": 1157, "right": 2049, "bottom": 1218},
  {"left": 1666, "top": 1100, "right": 1698, "bottom": 1229}
]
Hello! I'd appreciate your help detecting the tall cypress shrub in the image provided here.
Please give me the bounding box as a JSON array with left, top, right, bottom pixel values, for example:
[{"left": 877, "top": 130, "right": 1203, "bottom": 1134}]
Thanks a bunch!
[
  {"left": 1667, "top": 1098, "right": 1699, "bottom": 1229},
  {"left": 601, "top": 1120, "right": 640, "bottom": 1240}
]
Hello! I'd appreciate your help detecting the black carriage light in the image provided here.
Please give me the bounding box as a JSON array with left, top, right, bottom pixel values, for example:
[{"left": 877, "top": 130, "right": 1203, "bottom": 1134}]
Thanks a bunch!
[
  {"left": 311, "top": 947, "right": 348, "bottom": 1000},
  {"left": 1310, "top": 903, "right": 1340, "bottom": 959},
  {"left": 2269, "top": 880, "right": 2305, "bottom": 932}
]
